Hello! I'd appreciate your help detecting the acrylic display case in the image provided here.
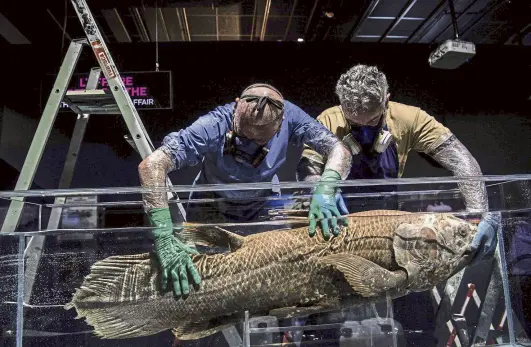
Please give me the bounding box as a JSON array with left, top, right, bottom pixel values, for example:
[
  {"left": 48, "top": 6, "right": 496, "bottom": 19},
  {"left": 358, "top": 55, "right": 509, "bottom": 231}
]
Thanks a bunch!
[{"left": 1, "top": 174, "right": 530, "bottom": 347}]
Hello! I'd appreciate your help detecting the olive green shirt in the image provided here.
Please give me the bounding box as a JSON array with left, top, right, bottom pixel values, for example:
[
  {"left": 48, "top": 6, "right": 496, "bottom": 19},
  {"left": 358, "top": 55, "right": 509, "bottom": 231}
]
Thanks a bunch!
[{"left": 301, "top": 101, "right": 453, "bottom": 178}]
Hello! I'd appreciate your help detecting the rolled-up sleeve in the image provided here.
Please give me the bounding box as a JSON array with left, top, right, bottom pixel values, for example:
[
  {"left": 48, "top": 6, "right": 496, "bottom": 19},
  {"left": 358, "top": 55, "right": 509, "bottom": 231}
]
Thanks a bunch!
[
  {"left": 287, "top": 102, "right": 340, "bottom": 155},
  {"left": 160, "top": 105, "right": 229, "bottom": 170}
]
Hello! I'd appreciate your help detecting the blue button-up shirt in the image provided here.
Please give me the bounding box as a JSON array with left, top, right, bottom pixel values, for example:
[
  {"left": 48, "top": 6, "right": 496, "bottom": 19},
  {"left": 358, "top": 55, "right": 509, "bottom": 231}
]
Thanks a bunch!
[{"left": 160, "top": 100, "right": 338, "bottom": 201}]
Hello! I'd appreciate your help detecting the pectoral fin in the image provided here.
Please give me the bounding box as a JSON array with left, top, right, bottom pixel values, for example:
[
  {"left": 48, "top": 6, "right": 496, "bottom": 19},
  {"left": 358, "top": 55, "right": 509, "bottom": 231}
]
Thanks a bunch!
[
  {"left": 172, "top": 321, "right": 210, "bottom": 340},
  {"left": 268, "top": 304, "right": 332, "bottom": 319},
  {"left": 319, "top": 254, "right": 407, "bottom": 298},
  {"left": 172, "top": 315, "right": 243, "bottom": 340},
  {"left": 392, "top": 223, "right": 439, "bottom": 289},
  {"left": 179, "top": 225, "right": 245, "bottom": 251}
]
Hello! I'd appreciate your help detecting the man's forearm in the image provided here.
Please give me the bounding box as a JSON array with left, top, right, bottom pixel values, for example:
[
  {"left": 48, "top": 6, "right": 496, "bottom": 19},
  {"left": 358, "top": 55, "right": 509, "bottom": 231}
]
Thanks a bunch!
[
  {"left": 323, "top": 142, "right": 352, "bottom": 180},
  {"left": 429, "top": 135, "right": 488, "bottom": 212},
  {"left": 138, "top": 149, "right": 175, "bottom": 211},
  {"left": 296, "top": 156, "right": 324, "bottom": 183},
  {"left": 297, "top": 142, "right": 351, "bottom": 183}
]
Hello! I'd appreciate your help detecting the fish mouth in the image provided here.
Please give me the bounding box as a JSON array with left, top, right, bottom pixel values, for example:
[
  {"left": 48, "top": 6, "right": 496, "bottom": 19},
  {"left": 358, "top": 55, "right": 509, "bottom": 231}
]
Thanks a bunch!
[
  {"left": 460, "top": 245, "right": 477, "bottom": 258},
  {"left": 449, "top": 243, "right": 479, "bottom": 270},
  {"left": 448, "top": 249, "right": 477, "bottom": 277}
]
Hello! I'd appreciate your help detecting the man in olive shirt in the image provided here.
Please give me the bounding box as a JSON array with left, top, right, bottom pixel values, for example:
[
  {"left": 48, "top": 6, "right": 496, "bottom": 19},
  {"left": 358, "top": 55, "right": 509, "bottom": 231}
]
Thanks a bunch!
[
  {"left": 297, "top": 64, "right": 498, "bottom": 264},
  {"left": 288, "top": 64, "right": 500, "bottom": 346}
]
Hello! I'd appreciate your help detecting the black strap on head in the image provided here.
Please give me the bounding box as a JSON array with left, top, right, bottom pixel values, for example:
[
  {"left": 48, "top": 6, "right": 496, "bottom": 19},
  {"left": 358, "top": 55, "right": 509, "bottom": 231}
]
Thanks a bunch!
[
  {"left": 241, "top": 83, "right": 284, "bottom": 99},
  {"left": 240, "top": 83, "right": 285, "bottom": 118}
]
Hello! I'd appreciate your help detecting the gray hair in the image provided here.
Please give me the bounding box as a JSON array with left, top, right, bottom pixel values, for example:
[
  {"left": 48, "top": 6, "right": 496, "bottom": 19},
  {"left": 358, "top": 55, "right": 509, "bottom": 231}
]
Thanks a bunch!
[{"left": 335, "top": 64, "right": 389, "bottom": 116}]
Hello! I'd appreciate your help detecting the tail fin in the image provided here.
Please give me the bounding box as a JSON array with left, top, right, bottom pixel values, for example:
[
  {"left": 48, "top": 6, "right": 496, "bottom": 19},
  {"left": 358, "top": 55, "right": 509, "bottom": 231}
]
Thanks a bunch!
[{"left": 65, "top": 253, "right": 170, "bottom": 339}]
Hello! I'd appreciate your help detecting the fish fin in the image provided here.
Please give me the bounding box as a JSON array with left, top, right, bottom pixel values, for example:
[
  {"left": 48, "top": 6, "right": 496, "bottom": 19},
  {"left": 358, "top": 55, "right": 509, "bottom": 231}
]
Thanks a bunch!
[
  {"left": 268, "top": 305, "right": 330, "bottom": 319},
  {"left": 171, "top": 321, "right": 210, "bottom": 340},
  {"left": 172, "top": 316, "right": 243, "bottom": 340},
  {"left": 64, "top": 253, "right": 159, "bottom": 309},
  {"left": 179, "top": 226, "right": 245, "bottom": 251},
  {"left": 64, "top": 253, "right": 170, "bottom": 339},
  {"left": 393, "top": 223, "right": 439, "bottom": 288},
  {"left": 319, "top": 254, "right": 407, "bottom": 298}
]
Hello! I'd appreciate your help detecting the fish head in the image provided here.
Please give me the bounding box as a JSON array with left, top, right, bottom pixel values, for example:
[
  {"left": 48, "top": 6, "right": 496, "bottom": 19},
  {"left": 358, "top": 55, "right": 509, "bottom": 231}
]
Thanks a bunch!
[
  {"left": 393, "top": 213, "right": 479, "bottom": 291},
  {"left": 425, "top": 213, "right": 478, "bottom": 277},
  {"left": 428, "top": 213, "right": 479, "bottom": 277},
  {"left": 428, "top": 212, "right": 478, "bottom": 250}
]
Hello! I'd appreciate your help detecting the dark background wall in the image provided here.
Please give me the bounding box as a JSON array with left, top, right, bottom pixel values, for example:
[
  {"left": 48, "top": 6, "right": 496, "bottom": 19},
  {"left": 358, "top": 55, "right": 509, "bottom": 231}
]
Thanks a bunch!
[{"left": 0, "top": 41, "right": 530, "bottom": 191}]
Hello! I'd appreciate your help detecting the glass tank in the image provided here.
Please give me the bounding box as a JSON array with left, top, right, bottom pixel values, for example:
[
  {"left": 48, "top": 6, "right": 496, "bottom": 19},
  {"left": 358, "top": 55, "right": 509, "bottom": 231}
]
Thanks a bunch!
[{"left": 1, "top": 174, "right": 530, "bottom": 347}]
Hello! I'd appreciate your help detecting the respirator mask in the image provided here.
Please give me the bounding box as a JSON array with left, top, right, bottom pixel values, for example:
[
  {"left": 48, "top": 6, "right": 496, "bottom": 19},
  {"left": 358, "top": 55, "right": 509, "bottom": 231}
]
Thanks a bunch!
[{"left": 342, "top": 106, "right": 392, "bottom": 155}]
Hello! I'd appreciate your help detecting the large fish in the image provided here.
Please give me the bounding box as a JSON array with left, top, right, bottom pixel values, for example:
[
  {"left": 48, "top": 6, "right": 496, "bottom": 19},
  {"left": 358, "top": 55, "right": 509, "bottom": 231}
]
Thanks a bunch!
[{"left": 65, "top": 210, "right": 478, "bottom": 340}]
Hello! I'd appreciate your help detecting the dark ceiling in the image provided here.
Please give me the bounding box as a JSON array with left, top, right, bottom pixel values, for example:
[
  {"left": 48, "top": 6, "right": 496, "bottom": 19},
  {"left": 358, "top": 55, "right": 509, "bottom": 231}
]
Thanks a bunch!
[{"left": 0, "top": 0, "right": 529, "bottom": 47}]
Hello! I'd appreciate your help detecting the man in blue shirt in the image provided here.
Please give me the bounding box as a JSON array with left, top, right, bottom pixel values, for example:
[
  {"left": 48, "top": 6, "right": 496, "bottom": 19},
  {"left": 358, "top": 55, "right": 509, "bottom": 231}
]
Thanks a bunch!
[{"left": 138, "top": 83, "right": 352, "bottom": 298}]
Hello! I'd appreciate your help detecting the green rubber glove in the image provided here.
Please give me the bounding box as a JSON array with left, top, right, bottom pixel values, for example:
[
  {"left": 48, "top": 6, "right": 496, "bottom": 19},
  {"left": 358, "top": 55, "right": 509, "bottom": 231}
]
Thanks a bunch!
[
  {"left": 308, "top": 169, "right": 348, "bottom": 240},
  {"left": 148, "top": 208, "right": 201, "bottom": 297}
]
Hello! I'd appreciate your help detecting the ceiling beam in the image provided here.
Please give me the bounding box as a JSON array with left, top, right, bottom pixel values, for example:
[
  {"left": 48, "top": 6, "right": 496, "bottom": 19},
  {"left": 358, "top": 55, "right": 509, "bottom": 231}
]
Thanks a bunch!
[
  {"left": 131, "top": 7, "right": 150, "bottom": 42},
  {"left": 304, "top": 0, "right": 320, "bottom": 39},
  {"left": 216, "top": 7, "right": 219, "bottom": 41},
  {"left": 283, "top": 0, "right": 298, "bottom": 41},
  {"left": 405, "top": 0, "right": 448, "bottom": 44},
  {"left": 377, "top": 0, "right": 418, "bottom": 43},
  {"left": 428, "top": 0, "right": 482, "bottom": 44},
  {"left": 0, "top": 12, "right": 31, "bottom": 44},
  {"left": 180, "top": 8, "right": 191, "bottom": 41},
  {"left": 161, "top": 8, "right": 184, "bottom": 41},
  {"left": 143, "top": 7, "right": 170, "bottom": 42},
  {"left": 344, "top": 0, "right": 380, "bottom": 43},
  {"left": 259, "top": 0, "right": 272, "bottom": 41},
  {"left": 157, "top": 7, "right": 170, "bottom": 41},
  {"left": 46, "top": 8, "right": 72, "bottom": 42},
  {"left": 250, "top": 0, "right": 258, "bottom": 40},
  {"left": 102, "top": 8, "right": 132, "bottom": 43}
]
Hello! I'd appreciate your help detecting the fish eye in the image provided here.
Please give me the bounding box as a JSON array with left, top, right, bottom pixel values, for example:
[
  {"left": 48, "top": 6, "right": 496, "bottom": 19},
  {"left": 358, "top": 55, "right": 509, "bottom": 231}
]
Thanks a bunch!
[{"left": 458, "top": 225, "right": 468, "bottom": 237}]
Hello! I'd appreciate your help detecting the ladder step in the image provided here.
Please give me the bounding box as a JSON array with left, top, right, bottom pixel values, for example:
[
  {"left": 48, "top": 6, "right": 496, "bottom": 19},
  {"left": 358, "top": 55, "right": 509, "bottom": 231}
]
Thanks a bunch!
[{"left": 63, "top": 89, "right": 121, "bottom": 115}]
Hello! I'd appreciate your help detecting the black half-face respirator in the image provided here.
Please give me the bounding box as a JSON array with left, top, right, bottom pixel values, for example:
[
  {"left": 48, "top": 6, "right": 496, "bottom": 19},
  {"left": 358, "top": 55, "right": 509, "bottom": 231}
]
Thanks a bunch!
[
  {"left": 223, "top": 132, "right": 270, "bottom": 168},
  {"left": 342, "top": 111, "right": 393, "bottom": 156},
  {"left": 224, "top": 84, "right": 284, "bottom": 168}
]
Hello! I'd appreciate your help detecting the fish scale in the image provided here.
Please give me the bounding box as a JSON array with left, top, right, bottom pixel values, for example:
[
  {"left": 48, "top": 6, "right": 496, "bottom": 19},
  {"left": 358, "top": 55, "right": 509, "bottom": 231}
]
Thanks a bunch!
[{"left": 65, "top": 210, "right": 478, "bottom": 340}]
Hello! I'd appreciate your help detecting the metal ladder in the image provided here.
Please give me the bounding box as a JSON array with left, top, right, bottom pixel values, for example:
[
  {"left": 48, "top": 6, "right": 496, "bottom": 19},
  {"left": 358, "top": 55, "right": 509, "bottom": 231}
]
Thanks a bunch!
[{"left": 1, "top": 0, "right": 186, "bottom": 304}]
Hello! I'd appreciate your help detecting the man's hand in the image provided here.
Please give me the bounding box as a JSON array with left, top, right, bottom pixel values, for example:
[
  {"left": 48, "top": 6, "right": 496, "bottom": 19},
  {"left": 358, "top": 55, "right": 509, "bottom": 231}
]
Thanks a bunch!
[
  {"left": 470, "top": 212, "right": 501, "bottom": 264},
  {"left": 308, "top": 169, "right": 349, "bottom": 240},
  {"left": 148, "top": 208, "right": 201, "bottom": 297}
]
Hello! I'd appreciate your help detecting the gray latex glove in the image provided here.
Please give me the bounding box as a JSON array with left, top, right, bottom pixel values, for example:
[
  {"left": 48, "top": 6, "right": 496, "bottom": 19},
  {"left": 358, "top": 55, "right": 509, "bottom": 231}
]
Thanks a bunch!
[{"left": 470, "top": 212, "right": 501, "bottom": 264}]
